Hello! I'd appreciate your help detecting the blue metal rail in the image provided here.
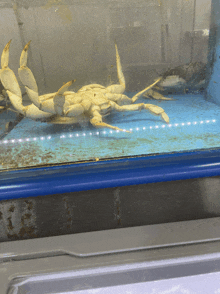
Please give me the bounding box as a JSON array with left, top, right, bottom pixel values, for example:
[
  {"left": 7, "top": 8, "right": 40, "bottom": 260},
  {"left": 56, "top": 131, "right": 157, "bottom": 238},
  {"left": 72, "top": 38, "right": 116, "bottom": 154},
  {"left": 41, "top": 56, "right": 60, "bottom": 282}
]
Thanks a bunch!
[{"left": 1, "top": 148, "right": 220, "bottom": 201}]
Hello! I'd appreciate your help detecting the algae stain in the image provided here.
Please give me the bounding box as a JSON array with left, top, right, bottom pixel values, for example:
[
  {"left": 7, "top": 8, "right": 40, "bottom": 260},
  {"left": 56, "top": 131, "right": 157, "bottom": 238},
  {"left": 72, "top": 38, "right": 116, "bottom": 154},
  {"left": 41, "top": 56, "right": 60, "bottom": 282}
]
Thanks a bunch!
[{"left": 42, "top": 0, "right": 72, "bottom": 23}]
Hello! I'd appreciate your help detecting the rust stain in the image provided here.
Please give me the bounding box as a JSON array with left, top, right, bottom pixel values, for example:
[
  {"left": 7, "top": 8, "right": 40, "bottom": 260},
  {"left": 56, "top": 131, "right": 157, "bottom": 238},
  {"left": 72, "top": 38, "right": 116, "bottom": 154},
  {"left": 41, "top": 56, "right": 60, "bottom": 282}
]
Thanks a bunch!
[
  {"left": 24, "top": 200, "right": 33, "bottom": 211},
  {"left": 19, "top": 226, "right": 37, "bottom": 238},
  {"left": 1, "top": 198, "right": 37, "bottom": 241},
  {"left": 25, "top": 213, "right": 31, "bottom": 219},
  {"left": 7, "top": 233, "right": 18, "bottom": 239},
  {"left": 8, "top": 205, "right": 15, "bottom": 212},
  {"left": 21, "top": 213, "right": 32, "bottom": 226},
  {"left": 17, "top": 199, "right": 37, "bottom": 239},
  {"left": 7, "top": 217, "right": 14, "bottom": 231}
]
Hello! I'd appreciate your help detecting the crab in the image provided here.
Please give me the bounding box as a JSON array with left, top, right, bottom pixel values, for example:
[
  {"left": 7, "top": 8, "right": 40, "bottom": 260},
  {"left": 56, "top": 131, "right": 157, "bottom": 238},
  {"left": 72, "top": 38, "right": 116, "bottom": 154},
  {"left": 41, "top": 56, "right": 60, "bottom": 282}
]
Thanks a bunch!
[
  {"left": 0, "top": 40, "right": 169, "bottom": 132},
  {"left": 142, "top": 62, "right": 207, "bottom": 101}
]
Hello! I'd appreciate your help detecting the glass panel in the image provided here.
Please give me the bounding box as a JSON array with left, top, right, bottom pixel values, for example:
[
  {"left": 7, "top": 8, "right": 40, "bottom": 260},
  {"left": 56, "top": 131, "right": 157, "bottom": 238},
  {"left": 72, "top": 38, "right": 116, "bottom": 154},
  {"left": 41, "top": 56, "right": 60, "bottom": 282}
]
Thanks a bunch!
[{"left": 0, "top": 0, "right": 217, "bottom": 170}]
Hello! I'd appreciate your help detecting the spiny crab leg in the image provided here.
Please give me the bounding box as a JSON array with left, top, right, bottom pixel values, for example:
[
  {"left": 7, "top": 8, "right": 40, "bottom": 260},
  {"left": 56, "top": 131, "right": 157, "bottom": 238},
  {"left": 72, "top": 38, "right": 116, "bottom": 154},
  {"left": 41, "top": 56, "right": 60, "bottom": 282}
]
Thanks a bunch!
[{"left": 0, "top": 40, "right": 53, "bottom": 119}]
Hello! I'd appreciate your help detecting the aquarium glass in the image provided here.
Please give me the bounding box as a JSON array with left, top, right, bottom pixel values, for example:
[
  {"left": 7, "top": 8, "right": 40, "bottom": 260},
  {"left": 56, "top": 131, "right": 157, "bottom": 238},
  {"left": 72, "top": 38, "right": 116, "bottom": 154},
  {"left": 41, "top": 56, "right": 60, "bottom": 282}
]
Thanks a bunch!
[{"left": 0, "top": 0, "right": 218, "bottom": 170}]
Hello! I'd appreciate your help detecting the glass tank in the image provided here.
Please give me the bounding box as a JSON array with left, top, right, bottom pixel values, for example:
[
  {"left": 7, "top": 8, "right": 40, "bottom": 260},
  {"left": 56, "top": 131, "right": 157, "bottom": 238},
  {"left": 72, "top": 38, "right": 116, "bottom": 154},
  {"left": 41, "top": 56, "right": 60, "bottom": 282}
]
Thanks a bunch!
[{"left": 0, "top": 0, "right": 218, "bottom": 170}]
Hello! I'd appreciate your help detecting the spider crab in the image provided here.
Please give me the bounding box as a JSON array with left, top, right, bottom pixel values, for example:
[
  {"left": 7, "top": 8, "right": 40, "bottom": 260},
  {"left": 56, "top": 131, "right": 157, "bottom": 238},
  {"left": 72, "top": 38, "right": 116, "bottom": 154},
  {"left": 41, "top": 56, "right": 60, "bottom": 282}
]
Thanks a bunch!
[{"left": 0, "top": 40, "right": 169, "bottom": 132}]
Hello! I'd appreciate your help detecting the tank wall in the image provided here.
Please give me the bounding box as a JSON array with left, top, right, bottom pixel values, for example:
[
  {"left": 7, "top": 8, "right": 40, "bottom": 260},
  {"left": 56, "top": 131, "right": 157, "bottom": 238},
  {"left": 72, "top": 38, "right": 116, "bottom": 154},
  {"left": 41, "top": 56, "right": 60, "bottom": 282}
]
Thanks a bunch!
[{"left": 0, "top": 0, "right": 212, "bottom": 96}]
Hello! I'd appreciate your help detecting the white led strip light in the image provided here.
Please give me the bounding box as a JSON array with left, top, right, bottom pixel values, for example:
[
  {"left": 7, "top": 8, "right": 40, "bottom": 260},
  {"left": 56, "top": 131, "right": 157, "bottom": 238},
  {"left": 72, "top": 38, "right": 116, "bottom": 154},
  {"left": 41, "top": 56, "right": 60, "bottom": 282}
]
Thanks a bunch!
[{"left": 0, "top": 119, "right": 216, "bottom": 145}]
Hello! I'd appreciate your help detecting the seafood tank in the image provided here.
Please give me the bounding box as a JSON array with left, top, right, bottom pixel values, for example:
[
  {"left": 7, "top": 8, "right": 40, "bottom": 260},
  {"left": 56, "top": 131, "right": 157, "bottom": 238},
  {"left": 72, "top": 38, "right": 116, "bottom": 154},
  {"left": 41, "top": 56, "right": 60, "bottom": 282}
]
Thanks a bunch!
[{"left": 0, "top": 0, "right": 218, "bottom": 170}]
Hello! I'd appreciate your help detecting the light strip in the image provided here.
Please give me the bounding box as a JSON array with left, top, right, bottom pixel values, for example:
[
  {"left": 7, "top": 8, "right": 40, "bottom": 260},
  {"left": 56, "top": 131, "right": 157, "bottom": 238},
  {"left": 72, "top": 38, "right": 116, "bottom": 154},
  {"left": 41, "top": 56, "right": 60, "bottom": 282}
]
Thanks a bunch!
[{"left": 0, "top": 119, "right": 217, "bottom": 145}]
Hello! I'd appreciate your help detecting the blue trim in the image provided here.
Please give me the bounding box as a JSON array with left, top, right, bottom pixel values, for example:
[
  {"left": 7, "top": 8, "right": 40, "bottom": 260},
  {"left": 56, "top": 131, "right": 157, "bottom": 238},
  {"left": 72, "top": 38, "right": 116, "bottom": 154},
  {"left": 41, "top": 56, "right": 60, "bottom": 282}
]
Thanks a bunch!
[{"left": 1, "top": 148, "right": 220, "bottom": 201}]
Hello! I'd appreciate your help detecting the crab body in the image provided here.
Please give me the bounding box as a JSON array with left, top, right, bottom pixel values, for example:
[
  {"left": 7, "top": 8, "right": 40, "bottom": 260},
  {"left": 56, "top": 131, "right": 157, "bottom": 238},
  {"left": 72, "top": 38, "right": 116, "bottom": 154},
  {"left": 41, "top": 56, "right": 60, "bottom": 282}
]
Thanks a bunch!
[
  {"left": 0, "top": 40, "right": 169, "bottom": 132},
  {"left": 143, "top": 62, "right": 207, "bottom": 100}
]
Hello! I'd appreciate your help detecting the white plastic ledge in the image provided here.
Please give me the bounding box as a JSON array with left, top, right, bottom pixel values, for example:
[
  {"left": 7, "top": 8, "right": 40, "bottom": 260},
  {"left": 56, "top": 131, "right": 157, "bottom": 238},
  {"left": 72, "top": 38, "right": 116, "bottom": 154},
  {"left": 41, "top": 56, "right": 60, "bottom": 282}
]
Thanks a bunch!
[{"left": 0, "top": 217, "right": 220, "bottom": 261}]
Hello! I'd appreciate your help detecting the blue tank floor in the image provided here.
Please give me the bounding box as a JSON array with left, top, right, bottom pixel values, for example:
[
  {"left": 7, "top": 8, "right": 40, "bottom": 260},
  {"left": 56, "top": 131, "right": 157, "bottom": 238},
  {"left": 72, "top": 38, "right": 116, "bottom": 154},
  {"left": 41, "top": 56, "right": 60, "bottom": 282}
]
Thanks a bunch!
[{"left": 0, "top": 93, "right": 220, "bottom": 170}]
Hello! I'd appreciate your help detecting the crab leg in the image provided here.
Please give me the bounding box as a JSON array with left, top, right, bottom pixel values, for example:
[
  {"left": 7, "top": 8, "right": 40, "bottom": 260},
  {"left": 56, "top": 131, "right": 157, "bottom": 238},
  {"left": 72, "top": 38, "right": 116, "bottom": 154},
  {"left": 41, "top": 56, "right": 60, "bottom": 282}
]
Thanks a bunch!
[
  {"left": 110, "top": 101, "right": 169, "bottom": 123},
  {"left": 106, "top": 43, "right": 126, "bottom": 94},
  {"left": 115, "top": 43, "right": 125, "bottom": 91},
  {"left": 89, "top": 105, "right": 130, "bottom": 132},
  {"left": 18, "top": 42, "right": 86, "bottom": 118},
  {"left": 143, "top": 88, "right": 174, "bottom": 100},
  {"left": 51, "top": 80, "right": 78, "bottom": 115},
  {"left": 105, "top": 78, "right": 164, "bottom": 106},
  {"left": 131, "top": 77, "right": 162, "bottom": 103},
  {"left": 0, "top": 40, "right": 52, "bottom": 119},
  {"left": 104, "top": 92, "right": 132, "bottom": 105},
  {"left": 18, "top": 41, "right": 72, "bottom": 115},
  {"left": 0, "top": 40, "right": 24, "bottom": 114},
  {"left": 78, "top": 84, "right": 105, "bottom": 92},
  {"left": 18, "top": 41, "right": 50, "bottom": 110}
]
